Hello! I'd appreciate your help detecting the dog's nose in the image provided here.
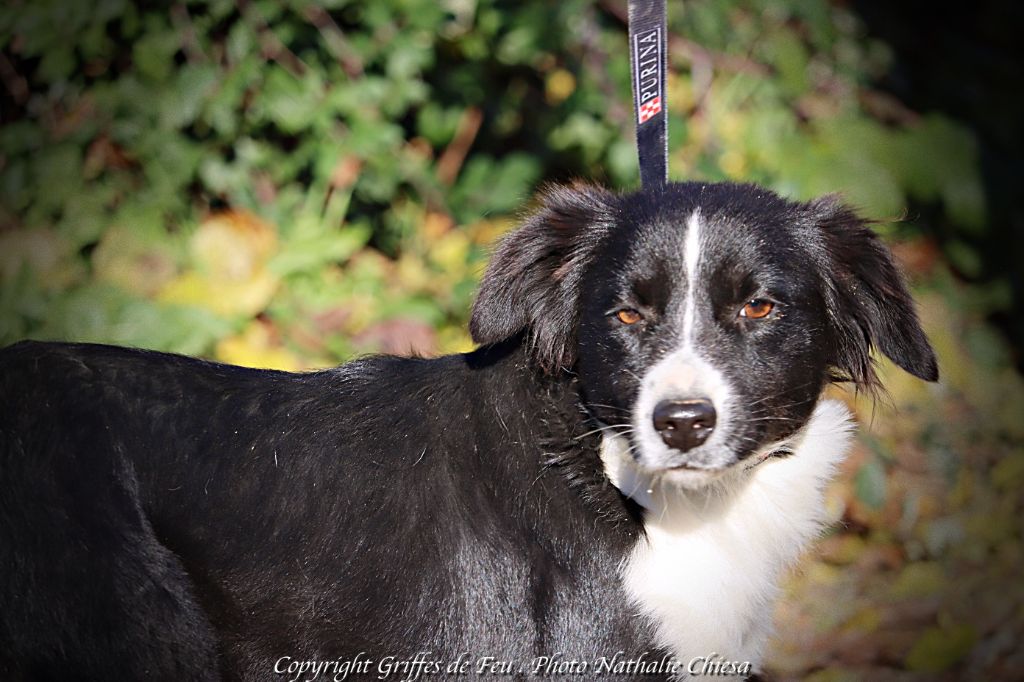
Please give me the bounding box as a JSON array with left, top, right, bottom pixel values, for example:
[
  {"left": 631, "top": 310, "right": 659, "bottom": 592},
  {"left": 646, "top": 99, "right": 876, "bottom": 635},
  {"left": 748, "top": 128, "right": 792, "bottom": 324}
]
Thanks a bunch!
[{"left": 652, "top": 399, "right": 716, "bottom": 452}]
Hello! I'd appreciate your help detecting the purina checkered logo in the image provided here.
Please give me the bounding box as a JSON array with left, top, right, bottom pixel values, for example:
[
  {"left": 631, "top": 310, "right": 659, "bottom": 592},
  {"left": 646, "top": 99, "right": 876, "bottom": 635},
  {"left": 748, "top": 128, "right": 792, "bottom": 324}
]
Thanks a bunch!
[
  {"left": 638, "top": 96, "right": 662, "bottom": 124},
  {"left": 633, "top": 28, "right": 662, "bottom": 125}
]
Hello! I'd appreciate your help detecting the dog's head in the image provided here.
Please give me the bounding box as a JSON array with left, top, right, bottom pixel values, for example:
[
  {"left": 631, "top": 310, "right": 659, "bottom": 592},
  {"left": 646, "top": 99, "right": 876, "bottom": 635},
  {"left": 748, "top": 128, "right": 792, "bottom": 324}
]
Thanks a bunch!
[{"left": 471, "top": 182, "right": 937, "bottom": 486}]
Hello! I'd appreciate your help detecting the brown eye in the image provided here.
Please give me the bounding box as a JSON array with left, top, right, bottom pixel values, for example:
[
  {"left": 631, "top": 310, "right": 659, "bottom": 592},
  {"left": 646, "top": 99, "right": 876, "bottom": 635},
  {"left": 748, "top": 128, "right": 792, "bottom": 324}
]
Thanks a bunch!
[
  {"left": 740, "top": 299, "right": 774, "bottom": 319},
  {"left": 615, "top": 308, "right": 643, "bottom": 325}
]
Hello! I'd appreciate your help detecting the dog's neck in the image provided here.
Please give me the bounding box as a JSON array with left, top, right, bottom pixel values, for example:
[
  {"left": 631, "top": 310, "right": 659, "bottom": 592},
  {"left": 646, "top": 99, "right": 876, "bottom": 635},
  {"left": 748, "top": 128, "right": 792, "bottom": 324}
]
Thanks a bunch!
[
  {"left": 598, "top": 419, "right": 804, "bottom": 515},
  {"left": 599, "top": 399, "right": 854, "bottom": 668}
]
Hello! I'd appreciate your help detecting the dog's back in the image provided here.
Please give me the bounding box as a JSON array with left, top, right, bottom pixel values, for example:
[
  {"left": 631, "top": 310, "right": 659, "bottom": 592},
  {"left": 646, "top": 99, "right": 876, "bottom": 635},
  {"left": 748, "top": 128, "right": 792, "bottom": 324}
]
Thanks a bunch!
[
  {"left": 0, "top": 340, "right": 653, "bottom": 680},
  {"left": 1, "top": 342, "right": 228, "bottom": 679}
]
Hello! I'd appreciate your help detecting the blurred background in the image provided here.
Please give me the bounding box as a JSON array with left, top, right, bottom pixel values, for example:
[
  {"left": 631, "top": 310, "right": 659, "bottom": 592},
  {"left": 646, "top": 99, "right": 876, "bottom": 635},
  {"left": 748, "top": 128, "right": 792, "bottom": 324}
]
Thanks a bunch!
[{"left": 0, "top": 0, "right": 1021, "bottom": 679}]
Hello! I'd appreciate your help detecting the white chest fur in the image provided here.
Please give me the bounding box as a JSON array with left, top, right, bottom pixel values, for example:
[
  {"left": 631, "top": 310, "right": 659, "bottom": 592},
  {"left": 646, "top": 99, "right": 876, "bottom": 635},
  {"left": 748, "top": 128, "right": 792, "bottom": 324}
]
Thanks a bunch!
[{"left": 601, "top": 400, "right": 853, "bottom": 671}]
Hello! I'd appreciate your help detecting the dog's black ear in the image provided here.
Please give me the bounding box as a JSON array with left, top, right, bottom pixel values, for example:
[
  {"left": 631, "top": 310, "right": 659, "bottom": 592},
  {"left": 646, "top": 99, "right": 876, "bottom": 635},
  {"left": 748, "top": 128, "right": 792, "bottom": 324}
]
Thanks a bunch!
[
  {"left": 811, "top": 196, "right": 938, "bottom": 389},
  {"left": 470, "top": 183, "right": 615, "bottom": 371}
]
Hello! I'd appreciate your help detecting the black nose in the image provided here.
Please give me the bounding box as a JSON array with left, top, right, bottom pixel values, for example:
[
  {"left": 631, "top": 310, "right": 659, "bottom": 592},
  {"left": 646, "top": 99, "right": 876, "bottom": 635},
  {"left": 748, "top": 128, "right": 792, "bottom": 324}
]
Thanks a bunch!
[{"left": 652, "top": 399, "right": 717, "bottom": 452}]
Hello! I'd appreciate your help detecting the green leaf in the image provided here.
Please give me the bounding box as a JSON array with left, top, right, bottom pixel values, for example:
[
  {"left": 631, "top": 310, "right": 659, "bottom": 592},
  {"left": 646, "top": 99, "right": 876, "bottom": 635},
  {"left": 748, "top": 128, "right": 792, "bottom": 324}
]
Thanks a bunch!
[
  {"left": 416, "top": 103, "right": 461, "bottom": 147},
  {"left": 160, "top": 64, "right": 218, "bottom": 130},
  {"left": 905, "top": 624, "right": 976, "bottom": 673},
  {"left": 891, "top": 562, "right": 947, "bottom": 598},
  {"left": 854, "top": 455, "right": 887, "bottom": 510},
  {"left": 766, "top": 27, "right": 810, "bottom": 94},
  {"left": 270, "top": 226, "right": 371, "bottom": 277},
  {"left": 37, "top": 44, "right": 76, "bottom": 82},
  {"left": 449, "top": 153, "right": 541, "bottom": 222},
  {"left": 133, "top": 24, "right": 180, "bottom": 82},
  {"left": 257, "top": 67, "right": 326, "bottom": 134}
]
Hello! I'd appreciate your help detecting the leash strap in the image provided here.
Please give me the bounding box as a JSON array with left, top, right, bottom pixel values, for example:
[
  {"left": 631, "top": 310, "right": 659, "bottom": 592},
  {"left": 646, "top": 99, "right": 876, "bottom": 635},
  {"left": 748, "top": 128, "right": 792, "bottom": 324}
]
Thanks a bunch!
[{"left": 628, "top": 0, "right": 668, "bottom": 188}]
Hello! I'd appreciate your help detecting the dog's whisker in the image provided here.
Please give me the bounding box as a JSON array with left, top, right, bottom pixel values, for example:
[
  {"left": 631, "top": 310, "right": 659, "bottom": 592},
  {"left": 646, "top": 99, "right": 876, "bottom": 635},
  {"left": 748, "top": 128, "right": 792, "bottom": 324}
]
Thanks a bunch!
[
  {"left": 573, "top": 423, "right": 633, "bottom": 440},
  {"left": 585, "top": 402, "right": 632, "bottom": 414}
]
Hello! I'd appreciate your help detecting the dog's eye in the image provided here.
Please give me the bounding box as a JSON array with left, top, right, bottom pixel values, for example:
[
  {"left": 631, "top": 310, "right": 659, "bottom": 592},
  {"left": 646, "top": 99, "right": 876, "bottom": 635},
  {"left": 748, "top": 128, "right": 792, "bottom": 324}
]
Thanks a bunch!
[
  {"left": 615, "top": 308, "right": 643, "bottom": 325},
  {"left": 740, "top": 299, "right": 774, "bottom": 319}
]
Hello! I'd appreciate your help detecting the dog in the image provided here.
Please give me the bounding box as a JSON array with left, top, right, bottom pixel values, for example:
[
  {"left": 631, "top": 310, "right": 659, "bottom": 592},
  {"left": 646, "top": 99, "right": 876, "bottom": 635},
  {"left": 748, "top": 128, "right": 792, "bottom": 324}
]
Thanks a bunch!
[{"left": 0, "top": 181, "right": 937, "bottom": 680}]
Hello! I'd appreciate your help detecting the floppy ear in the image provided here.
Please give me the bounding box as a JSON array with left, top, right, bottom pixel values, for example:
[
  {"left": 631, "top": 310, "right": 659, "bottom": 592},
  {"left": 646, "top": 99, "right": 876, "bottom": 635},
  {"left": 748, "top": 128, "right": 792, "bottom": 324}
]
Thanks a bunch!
[
  {"left": 810, "top": 196, "right": 939, "bottom": 389},
  {"left": 470, "top": 183, "right": 615, "bottom": 371}
]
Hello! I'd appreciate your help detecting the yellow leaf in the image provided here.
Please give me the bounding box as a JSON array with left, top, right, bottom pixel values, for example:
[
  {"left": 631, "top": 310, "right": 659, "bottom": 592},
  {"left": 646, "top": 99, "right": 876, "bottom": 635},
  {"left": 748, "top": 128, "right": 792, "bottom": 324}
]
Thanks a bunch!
[
  {"left": 891, "top": 561, "right": 946, "bottom": 598},
  {"left": 437, "top": 326, "right": 476, "bottom": 355},
  {"left": 843, "top": 606, "right": 882, "bottom": 633},
  {"left": 421, "top": 211, "right": 453, "bottom": 240},
  {"left": 429, "top": 230, "right": 470, "bottom": 273},
  {"left": 396, "top": 253, "right": 432, "bottom": 291},
  {"left": 822, "top": 534, "right": 866, "bottom": 565},
  {"left": 92, "top": 226, "right": 176, "bottom": 296},
  {"left": 467, "top": 217, "right": 514, "bottom": 246},
  {"left": 718, "top": 111, "right": 745, "bottom": 143},
  {"left": 215, "top": 322, "right": 300, "bottom": 371},
  {"left": 158, "top": 270, "right": 278, "bottom": 318},
  {"left": 191, "top": 210, "right": 277, "bottom": 281},
  {"left": 964, "top": 511, "right": 1017, "bottom": 549},
  {"left": 667, "top": 72, "right": 695, "bottom": 113},
  {"left": 806, "top": 562, "right": 842, "bottom": 587},
  {"left": 158, "top": 210, "right": 280, "bottom": 316},
  {"left": 545, "top": 68, "right": 576, "bottom": 104},
  {"left": 719, "top": 149, "right": 748, "bottom": 179},
  {"left": 992, "top": 451, "right": 1024, "bottom": 491},
  {"left": 948, "top": 468, "right": 974, "bottom": 509},
  {"left": 823, "top": 480, "right": 849, "bottom": 525}
]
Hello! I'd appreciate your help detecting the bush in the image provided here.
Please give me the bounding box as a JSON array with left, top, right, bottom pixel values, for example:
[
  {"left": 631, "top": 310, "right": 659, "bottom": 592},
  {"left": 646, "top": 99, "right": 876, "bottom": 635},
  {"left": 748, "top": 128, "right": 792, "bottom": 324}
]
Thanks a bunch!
[{"left": 0, "top": 0, "right": 987, "bottom": 368}]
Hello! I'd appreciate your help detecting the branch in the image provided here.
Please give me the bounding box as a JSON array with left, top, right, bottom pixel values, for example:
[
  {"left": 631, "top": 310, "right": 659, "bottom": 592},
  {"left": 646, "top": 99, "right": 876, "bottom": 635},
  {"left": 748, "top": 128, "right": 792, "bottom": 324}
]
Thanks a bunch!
[
  {"left": 237, "top": 0, "right": 309, "bottom": 78},
  {"left": 302, "top": 5, "right": 364, "bottom": 78},
  {"left": 436, "top": 107, "right": 483, "bottom": 186},
  {"left": 171, "top": 3, "right": 207, "bottom": 64},
  {"left": 0, "top": 51, "right": 28, "bottom": 106}
]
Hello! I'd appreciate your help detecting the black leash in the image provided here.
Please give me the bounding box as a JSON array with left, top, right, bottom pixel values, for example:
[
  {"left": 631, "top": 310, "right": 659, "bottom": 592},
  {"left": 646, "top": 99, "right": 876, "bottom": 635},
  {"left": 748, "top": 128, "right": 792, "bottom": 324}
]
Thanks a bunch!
[{"left": 627, "top": 0, "right": 668, "bottom": 188}]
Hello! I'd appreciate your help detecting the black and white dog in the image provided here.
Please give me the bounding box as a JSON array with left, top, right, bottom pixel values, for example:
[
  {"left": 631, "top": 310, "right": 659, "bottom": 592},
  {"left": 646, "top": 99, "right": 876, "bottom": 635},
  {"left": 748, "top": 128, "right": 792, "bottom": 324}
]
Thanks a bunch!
[{"left": 0, "top": 182, "right": 936, "bottom": 680}]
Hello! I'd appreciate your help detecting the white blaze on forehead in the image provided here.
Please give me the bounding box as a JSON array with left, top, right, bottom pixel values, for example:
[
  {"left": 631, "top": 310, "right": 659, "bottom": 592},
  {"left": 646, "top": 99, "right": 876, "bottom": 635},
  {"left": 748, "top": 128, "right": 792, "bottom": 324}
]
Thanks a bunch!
[
  {"left": 629, "top": 207, "right": 734, "bottom": 471},
  {"left": 661, "top": 363, "right": 696, "bottom": 389},
  {"left": 682, "top": 209, "right": 703, "bottom": 346}
]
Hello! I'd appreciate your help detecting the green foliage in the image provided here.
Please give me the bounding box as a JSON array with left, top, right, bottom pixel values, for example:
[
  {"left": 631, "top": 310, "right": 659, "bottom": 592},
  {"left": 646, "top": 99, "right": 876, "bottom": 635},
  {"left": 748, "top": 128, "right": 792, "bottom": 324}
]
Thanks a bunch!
[
  {"left": 854, "top": 453, "right": 888, "bottom": 510},
  {"left": 0, "top": 0, "right": 992, "bottom": 364},
  {"left": 904, "top": 623, "right": 976, "bottom": 673}
]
